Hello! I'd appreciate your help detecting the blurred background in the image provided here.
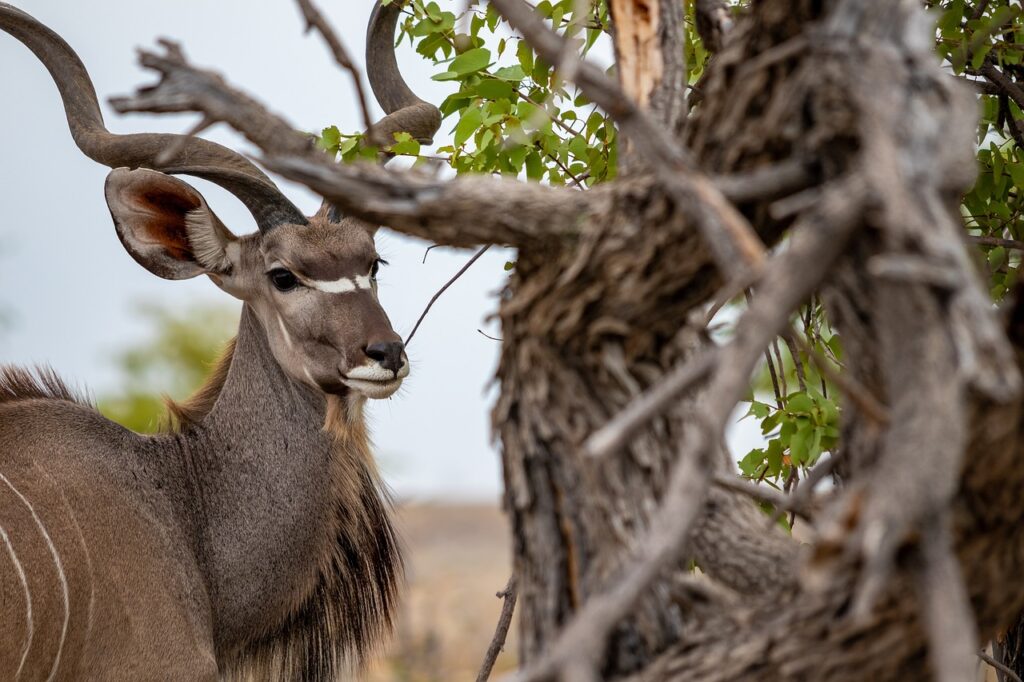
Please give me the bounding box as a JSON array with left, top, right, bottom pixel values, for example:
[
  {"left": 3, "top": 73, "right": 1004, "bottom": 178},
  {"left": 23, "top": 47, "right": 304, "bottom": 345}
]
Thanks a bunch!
[{"left": 0, "top": 2, "right": 763, "bottom": 678}]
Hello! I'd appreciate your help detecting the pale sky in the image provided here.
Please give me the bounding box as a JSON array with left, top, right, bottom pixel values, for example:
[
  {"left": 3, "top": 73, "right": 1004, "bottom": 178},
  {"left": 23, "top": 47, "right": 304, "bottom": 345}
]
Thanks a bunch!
[{"left": 0, "top": 0, "right": 761, "bottom": 501}]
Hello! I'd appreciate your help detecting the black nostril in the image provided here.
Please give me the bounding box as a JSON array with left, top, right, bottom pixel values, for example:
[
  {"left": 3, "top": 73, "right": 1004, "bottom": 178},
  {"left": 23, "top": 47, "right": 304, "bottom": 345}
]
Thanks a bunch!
[{"left": 365, "top": 341, "right": 405, "bottom": 373}]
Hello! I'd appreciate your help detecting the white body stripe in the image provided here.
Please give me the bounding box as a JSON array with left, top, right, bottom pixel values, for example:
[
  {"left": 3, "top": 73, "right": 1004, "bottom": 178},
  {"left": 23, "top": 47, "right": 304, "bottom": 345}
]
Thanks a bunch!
[
  {"left": 0, "top": 472, "right": 69, "bottom": 682},
  {"left": 0, "top": 522, "right": 33, "bottom": 680},
  {"left": 36, "top": 466, "right": 94, "bottom": 640},
  {"left": 308, "top": 274, "right": 372, "bottom": 293}
]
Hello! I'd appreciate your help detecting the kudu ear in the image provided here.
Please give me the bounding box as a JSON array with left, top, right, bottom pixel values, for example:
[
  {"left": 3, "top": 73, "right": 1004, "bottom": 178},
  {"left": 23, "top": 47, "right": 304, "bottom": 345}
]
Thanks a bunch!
[
  {"left": 105, "top": 168, "right": 236, "bottom": 280},
  {"left": 314, "top": 200, "right": 380, "bottom": 238}
]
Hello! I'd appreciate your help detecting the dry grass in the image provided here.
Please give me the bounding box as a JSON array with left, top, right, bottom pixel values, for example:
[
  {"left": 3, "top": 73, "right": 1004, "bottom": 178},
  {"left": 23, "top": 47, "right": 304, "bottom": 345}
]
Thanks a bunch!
[{"left": 367, "top": 503, "right": 517, "bottom": 682}]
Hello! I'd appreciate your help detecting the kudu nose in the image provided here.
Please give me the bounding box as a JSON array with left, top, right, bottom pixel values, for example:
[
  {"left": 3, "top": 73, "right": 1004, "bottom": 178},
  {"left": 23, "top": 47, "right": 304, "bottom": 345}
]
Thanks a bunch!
[{"left": 364, "top": 341, "right": 405, "bottom": 374}]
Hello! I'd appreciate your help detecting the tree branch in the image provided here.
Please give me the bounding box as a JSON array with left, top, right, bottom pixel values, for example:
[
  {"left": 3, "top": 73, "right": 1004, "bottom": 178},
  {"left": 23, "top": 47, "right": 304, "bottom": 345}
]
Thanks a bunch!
[
  {"left": 489, "top": 0, "right": 767, "bottom": 283},
  {"left": 406, "top": 245, "right": 491, "bottom": 346},
  {"left": 109, "top": 40, "right": 590, "bottom": 248},
  {"left": 295, "top": 0, "right": 377, "bottom": 141},
  {"left": 477, "top": 576, "right": 519, "bottom": 682},
  {"left": 517, "top": 177, "right": 867, "bottom": 682}
]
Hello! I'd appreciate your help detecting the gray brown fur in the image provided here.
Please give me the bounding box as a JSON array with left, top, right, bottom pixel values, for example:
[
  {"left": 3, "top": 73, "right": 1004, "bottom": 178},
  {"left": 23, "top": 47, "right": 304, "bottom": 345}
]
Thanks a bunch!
[{"left": 0, "top": 1, "right": 440, "bottom": 679}]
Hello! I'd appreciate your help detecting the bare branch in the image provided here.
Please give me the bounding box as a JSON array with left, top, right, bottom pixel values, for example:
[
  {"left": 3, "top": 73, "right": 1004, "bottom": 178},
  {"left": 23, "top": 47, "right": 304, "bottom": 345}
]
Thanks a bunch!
[
  {"left": 476, "top": 576, "right": 519, "bottom": 682},
  {"left": 294, "top": 0, "right": 377, "bottom": 141},
  {"left": 711, "top": 158, "right": 815, "bottom": 204},
  {"left": 585, "top": 350, "right": 717, "bottom": 459},
  {"left": 110, "top": 41, "right": 588, "bottom": 248},
  {"left": 970, "top": 235, "right": 1024, "bottom": 252},
  {"left": 915, "top": 515, "right": 979, "bottom": 682},
  {"left": 489, "top": 0, "right": 767, "bottom": 283},
  {"left": 265, "top": 155, "right": 598, "bottom": 247},
  {"left": 406, "top": 245, "right": 491, "bottom": 346},
  {"left": 712, "top": 472, "right": 815, "bottom": 520},
  {"left": 980, "top": 650, "right": 1024, "bottom": 682},
  {"left": 520, "top": 178, "right": 867, "bottom": 682}
]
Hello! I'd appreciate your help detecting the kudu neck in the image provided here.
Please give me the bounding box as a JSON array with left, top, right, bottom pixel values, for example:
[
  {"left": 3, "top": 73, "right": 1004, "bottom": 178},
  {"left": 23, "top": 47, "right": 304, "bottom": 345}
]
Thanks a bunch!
[
  {"left": 181, "top": 304, "right": 375, "bottom": 653},
  {"left": 207, "top": 304, "right": 327, "bottom": 429}
]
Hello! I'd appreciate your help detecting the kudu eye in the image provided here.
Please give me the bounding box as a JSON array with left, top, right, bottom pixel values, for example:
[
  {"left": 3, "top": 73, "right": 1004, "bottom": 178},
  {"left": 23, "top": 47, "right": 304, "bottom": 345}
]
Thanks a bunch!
[
  {"left": 268, "top": 268, "right": 299, "bottom": 292},
  {"left": 371, "top": 258, "right": 388, "bottom": 279}
]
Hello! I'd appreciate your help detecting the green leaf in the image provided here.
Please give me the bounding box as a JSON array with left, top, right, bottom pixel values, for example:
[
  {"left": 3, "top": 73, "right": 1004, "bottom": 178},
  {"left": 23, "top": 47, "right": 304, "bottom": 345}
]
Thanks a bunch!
[
  {"left": 1010, "top": 162, "right": 1024, "bottom": 188},
  {"left": 450, "top": 47, "right": 492, "bottom": 75},
  {"left": 517, "top": 39, "right": 534, "bottom": 74},
  {"left": 749, "top": 401, "right": 771, "bottom": 419},
  {"left": 390, "top": 132, "right": 421, "bottom": 156},
  {"left": 476, "top": 78, "right": 515, "bottom": 100},
  {"left": 525, "top": 151, "right": 544, "bottom": 180},
  {"left": 739, "top": 448, "right": 765, "bottom": 477},
  {"left": 786, "top": 393, "right": 814, "bottom": 414},
  {"left": 454, "top": 107, "right": 483, "bottom": 146},
  {"left": 319, "top": 125, "right": 341, "bottom": 152},
  {"left": 494, "top": 65, "right": 527, "bottom": 82},
  {"left": 989, "top": 246, "right": 1007, "bottom": 271},
  {"left": 766, "top": 440, "right": 783, "bottom": 477},
  {"left": 790, "top": 418, "right": 813, "bottom": 465}
]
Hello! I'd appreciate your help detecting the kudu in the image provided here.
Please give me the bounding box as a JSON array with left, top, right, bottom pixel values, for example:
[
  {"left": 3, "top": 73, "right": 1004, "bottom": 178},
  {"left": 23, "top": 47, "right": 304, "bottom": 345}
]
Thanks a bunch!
[{"left": 0, "top": 2, "right": 441, "bottom": 679}]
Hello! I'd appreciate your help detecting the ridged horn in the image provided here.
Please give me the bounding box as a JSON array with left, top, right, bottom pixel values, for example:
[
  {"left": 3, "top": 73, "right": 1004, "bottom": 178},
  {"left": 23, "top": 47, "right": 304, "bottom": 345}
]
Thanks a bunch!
[
  {"left": 0, "top": 2, "right": 307, "bottom": 233},
  {"left": 320, "top": 0, "right": 444, "bottom": 223},
  {"left": 366, "top": 0, "right": 442, "bottom": 145}
]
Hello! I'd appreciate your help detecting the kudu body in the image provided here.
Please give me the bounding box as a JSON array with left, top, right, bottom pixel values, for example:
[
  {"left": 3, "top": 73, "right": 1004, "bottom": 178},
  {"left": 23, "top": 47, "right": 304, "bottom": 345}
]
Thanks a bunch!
[{"left": 0, "top": 3, "right": 440, "bottom": 680}]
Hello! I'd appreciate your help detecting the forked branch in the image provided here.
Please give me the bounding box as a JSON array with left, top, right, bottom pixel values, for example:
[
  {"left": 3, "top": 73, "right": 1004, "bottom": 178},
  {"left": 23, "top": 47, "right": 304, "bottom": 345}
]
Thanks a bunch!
[
  {"left": 110, "top": 40, "right": 592, "bottom": 248},
  {"left": 513, "top": 177, "right": 867, "bottom": 682}
]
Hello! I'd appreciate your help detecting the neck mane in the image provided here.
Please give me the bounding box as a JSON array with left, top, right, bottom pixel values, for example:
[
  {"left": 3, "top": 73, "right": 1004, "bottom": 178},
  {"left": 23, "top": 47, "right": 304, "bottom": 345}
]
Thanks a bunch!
[{"left": 167, "top": 305, "right": 400, "bottom": 681}]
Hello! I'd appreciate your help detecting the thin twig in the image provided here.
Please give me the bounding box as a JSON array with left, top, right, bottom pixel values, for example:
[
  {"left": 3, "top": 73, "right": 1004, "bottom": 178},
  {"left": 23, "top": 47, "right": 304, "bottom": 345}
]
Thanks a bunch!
[
  {"left": 980, "top": 649, "right": 1023, "bottom": 682},
  {"left": 789, "top": 330, "right": 890, "bottom": 426},
  {"left": 422, "top": 244, "right": 442, "bottom": 263},
  {"left": 970, "top": 235, "right": 1024, "bottom": 252},
  {"left": 406, "top": 245, "right": 491, "bottom": 346},
  {"left": 295, "top": 0, "right": 377, "bottom": 140},
  {"left": 784, "top": 333, "right": 807, "bottom": 392},
  {"left": 712, "top": 472, "right": 813, "bottom": 519},
  {"left": 477, "top": 329, "right": 503, "bottom": 341},
  {"left": 770, "top": 452, "right": 839, "bottom": 526},
  {"left": 585, "top": 350, "right": 718, "bottom": 459},
  {"left": 476, "top": 576, "right": 519, "bottom": 682}
]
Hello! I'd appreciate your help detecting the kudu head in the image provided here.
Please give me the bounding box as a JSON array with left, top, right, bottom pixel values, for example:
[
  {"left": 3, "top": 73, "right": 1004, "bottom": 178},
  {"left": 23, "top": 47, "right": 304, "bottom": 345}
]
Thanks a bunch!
[
  {"left": 107, "top": 171, "right": 408, "bottom": 399},
  {"left": 6, "top": 0, "right": 439, "bottom": 401}
]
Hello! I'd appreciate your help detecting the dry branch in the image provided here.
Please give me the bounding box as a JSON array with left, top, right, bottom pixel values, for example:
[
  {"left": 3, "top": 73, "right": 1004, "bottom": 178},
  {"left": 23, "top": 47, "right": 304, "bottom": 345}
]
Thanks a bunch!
[{"left": 477, "top": 576, "right": 519, "bottom": 682}]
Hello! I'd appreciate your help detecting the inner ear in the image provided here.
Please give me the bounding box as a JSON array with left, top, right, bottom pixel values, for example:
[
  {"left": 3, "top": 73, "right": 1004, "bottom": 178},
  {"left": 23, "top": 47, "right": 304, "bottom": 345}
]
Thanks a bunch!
[{"left": 105, "top": 168, "right": 236, "bottom": 280}]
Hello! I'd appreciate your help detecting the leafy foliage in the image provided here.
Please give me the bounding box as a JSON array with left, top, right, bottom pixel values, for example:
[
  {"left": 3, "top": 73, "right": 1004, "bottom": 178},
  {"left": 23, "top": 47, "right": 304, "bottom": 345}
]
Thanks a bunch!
[
  {"left": 98, "top": 303, "right": 237, "bottom": 433},
  {"left": 321, "top": 0, "right": 619, "bottom": 187},
  {"left": 319, "top": 1, "right": 1024, "bottom": 495},
  {"left": 934, "top": 0, "right": 1024, "bottom": 300}
]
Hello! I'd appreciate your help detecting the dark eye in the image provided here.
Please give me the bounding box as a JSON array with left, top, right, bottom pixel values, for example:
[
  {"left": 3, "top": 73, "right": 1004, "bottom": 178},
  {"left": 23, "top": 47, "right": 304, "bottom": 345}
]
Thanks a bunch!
[
  {"left": 269, "top": 268, "right": 299, "bottom": 292},
  {"left": 371, "top": 258, "right": 388, "bottom": 279}
]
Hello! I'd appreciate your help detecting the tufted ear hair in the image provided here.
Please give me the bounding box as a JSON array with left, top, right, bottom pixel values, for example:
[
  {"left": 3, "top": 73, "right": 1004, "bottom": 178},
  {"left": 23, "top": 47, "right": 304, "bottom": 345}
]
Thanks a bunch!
[
  {"left": 313, "top": 199, "right": 379, "bottom": 238},
  {"left": 104, "top": 167, "right": 236, "bottom": 280}
]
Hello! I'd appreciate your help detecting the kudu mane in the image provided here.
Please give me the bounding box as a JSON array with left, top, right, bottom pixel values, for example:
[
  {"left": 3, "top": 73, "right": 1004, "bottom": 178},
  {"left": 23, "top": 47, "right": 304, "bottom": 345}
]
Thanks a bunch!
[
  {"left": 165, "top": 338, "right": 402, "bottom": 680},
  {"left": 0, "top": 365, "right": 88, "bottom": 406}
]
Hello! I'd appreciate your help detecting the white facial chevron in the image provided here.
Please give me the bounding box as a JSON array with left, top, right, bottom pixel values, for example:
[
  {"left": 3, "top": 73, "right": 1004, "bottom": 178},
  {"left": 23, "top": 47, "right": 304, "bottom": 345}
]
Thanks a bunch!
[{"left": 308, "top": 274, "right": 372, "bottom": 294}]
